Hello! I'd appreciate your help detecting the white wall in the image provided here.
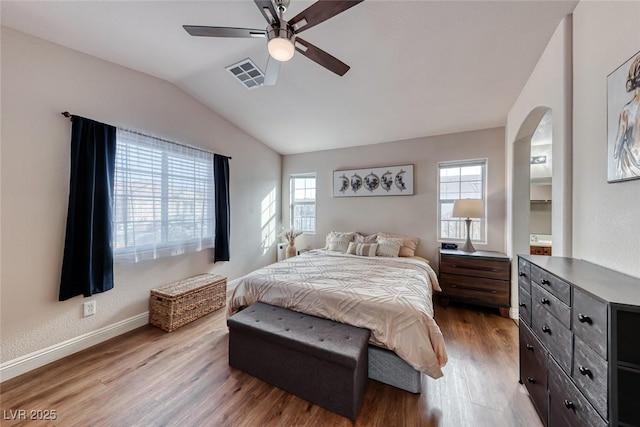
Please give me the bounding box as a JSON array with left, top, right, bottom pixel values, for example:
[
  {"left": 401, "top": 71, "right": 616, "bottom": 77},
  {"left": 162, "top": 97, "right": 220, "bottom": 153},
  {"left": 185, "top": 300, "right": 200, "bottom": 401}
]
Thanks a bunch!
[
  {"left": 571, "top": 1, "right": 640, "bottom": 277},
  {"left": 506, "top": 15, "right": 573, "bottom": 260},
  {"left": 505, "top": 15, "right": 573, "bottom": 318},
  {"left": 282, "top": 127, "right": 507, "bottom": 264},
  {"left": 0, "top": 28, "right": 281, "bottom": 370}
]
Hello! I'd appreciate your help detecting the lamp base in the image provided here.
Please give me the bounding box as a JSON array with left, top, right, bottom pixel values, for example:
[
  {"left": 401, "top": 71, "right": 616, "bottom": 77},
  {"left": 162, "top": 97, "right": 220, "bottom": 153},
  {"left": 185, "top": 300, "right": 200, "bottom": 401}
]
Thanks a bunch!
[{"left": 460, "top": 218, "right": 476, "bottom": 252}]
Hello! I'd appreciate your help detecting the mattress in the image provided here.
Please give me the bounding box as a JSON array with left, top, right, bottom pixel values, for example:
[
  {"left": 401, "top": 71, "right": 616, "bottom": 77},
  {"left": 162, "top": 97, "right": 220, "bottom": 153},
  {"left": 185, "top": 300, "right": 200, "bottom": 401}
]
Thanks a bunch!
[{"left": 228, "top": 249, "right": 448, "bottom": 379}]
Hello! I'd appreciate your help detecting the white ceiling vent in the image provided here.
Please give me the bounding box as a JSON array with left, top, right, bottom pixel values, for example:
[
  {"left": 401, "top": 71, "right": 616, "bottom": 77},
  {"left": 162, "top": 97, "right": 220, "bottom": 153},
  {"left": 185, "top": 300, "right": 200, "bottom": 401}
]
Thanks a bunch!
[{"left": 225, "top": 59, "right": 265, "bottom": 90}]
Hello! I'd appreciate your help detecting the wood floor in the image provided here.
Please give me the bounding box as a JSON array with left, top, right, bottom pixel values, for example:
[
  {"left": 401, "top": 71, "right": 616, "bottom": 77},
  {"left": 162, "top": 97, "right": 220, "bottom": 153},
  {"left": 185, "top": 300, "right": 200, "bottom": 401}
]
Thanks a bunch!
[{"left": 0, "top": 302, "right": 542, "bottom": 427}]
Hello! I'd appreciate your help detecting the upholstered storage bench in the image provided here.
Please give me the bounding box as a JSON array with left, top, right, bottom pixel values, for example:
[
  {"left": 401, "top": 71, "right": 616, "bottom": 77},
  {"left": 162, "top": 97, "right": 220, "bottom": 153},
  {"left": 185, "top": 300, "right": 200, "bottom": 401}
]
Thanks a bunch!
[
  {"left": 150, "top": 274, "right": 226, "bottom": 332},
  {"left": 227, "top": 302, "right": 370, "bottom": 420}
]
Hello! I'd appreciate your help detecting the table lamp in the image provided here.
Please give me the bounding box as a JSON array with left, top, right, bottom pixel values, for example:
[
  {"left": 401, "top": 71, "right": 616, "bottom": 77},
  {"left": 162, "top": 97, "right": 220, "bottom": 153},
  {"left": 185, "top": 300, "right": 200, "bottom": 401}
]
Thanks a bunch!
[{"left": 452, "top": 199, "right": 485, "bottom": 252}]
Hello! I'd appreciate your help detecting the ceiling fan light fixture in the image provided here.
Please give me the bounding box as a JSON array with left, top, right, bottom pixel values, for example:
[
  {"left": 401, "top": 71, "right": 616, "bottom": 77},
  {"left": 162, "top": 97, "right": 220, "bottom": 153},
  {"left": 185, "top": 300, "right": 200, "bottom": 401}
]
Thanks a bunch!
[
  {"left": 268, "top": 37, "right": 295, "bottom": 61},
  {"left": 267, "top": 19, "right": 295, "bottom": 62}
]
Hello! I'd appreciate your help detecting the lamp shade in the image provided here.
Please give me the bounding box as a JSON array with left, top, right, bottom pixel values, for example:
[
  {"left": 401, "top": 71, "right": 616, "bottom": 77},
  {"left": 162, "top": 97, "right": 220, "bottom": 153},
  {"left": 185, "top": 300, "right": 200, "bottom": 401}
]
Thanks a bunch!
[{"left": 452, "top": 199, "right": 485, "bottom": 219}]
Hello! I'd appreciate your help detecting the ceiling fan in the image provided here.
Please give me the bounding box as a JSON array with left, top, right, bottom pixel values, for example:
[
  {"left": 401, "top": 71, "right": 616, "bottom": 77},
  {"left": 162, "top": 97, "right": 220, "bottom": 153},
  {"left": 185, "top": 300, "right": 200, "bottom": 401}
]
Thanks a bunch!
[{"left": 183, "top": 0, "right": 364, "bottom": 86}]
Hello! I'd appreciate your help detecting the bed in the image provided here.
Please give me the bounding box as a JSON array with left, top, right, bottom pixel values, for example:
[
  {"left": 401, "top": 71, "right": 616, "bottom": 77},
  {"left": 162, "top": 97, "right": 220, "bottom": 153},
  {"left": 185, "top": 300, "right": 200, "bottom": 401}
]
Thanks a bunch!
[{"left": 228, "top": 249, "right": 448, "bottom": 383}]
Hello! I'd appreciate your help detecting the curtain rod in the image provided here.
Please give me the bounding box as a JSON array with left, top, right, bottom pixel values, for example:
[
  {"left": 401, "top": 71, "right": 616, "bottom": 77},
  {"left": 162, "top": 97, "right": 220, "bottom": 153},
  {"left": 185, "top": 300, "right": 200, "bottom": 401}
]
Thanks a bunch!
[{"left": 60, "top": 112, "right": 231, "bottom": 159}]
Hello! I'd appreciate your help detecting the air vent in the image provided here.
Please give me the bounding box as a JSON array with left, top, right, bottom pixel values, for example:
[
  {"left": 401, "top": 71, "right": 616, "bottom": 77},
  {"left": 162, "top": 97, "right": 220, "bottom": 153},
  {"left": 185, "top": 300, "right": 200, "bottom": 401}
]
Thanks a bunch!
[{"left": 225, "top": 59, "right": 265, "bottom": 90}]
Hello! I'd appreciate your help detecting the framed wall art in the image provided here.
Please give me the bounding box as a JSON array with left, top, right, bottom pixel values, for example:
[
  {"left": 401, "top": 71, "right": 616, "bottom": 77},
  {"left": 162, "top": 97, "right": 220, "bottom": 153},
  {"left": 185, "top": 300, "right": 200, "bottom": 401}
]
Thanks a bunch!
[
  {"left": 607, "top": 50, "right": 640, "bottom": 183},
  {"left": 333, "top": 164, "right": 414, "bottom": 197}
]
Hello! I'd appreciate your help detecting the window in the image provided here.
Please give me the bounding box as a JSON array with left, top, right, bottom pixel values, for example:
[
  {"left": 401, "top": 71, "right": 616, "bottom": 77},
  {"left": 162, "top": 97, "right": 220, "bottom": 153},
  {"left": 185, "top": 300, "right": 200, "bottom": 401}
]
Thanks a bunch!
[
  {"left": 438, "top": 159, "right": 487, "bottom": 242},
  {"left": 113, "top": 129, "right": 215, "bottom": 262},
  {"left": 290, "top": 173, "right": 316, "bottom": 233}
]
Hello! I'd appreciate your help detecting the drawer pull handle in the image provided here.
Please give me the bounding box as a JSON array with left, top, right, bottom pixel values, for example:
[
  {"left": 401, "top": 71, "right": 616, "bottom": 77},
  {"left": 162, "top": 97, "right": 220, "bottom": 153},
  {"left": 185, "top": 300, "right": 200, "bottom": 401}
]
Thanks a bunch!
[
  {"left": 563, "top": 400, "right": 574, "bottom": 409},
  {"left": 542, "top": 325, "right": 551, "bottom": 334},
  {"left": 519, "top": 303, "right": 526, "bottom": 308},
  {"left": 519, "top": 272, "right": 526, "bottom": 277},
  {"left": 450, "top": 264, "right": 498, "bottom": 272},
  {"left": 578, "top": 366, "right": 593, "bottom": 378},
  {"left": 578, "top": 314, "right": 592, "bottom": 324},
  {"left": 525, "top": 344, "right": 534, "bottom": 351},
  {"left": 540, "top": 298, "right": 550, "bottom": 305},
  {"left": 526, "top": 377, "right": 535, "bottom": 384},
  {"left": 541, "top": 279, "right": 550, "bottom": 285}
]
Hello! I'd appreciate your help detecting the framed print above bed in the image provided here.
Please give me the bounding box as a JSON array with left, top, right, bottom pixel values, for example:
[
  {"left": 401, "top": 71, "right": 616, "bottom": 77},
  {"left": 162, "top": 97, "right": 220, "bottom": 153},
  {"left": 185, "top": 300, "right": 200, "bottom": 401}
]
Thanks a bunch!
[
  {"left": 333, "top": 164, "right": 414, "bottom": 197},
  {"left": 607, "top": 50, "right": 640, "bottom": 183}
]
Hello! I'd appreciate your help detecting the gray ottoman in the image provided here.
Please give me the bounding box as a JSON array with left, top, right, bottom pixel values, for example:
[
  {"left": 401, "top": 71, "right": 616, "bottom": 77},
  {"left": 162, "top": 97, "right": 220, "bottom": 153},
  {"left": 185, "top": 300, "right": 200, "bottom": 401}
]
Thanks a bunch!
[{"left": 227, "top": 302, "right": 370, "bottom": 420}]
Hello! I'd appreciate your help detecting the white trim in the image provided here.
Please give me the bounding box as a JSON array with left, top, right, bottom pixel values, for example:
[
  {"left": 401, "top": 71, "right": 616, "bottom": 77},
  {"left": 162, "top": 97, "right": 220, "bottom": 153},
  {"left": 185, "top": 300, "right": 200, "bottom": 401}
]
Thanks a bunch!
[
  {"left": 0, "top": 312, "right": 149, "bottom": 383},
  {"left": 510, "top": 307, "right": 519, "bottom": 320}
]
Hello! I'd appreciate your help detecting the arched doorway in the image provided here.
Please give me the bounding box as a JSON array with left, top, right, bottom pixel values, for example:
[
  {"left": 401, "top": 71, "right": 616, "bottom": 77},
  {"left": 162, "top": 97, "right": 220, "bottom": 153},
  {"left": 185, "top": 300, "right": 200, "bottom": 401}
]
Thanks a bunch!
[{"left": 509, "top": 106, "right": 551, "bottom": 316}]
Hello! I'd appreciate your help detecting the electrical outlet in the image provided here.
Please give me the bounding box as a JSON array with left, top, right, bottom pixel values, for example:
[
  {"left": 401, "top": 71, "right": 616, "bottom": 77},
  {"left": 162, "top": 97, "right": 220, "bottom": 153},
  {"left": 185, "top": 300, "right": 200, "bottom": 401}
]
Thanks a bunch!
[{"left": 83, "top": 301, "right": 96, "bottom": 317}]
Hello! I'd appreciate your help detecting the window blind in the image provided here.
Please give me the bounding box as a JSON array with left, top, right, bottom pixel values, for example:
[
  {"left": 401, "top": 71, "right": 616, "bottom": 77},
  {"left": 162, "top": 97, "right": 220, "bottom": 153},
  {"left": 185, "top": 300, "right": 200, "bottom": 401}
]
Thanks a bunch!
[{"left": 113, "top": 129, "right": 215, "bottom": 262}]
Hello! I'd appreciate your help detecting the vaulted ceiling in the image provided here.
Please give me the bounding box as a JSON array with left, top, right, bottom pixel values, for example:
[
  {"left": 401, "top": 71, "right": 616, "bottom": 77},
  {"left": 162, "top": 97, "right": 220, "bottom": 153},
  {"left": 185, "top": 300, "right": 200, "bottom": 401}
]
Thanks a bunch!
[{"left": 1, "top": 1, "right": 577, "bottom": 155}]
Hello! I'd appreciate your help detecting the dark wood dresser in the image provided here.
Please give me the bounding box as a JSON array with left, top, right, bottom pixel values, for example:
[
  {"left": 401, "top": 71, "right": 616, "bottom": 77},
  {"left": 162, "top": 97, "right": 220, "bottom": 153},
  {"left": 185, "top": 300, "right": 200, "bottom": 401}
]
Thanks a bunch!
[
  {"left": 518, "top": 255, "right": 640, "bottom": 427},
  {"left": 438, "top": 249, "right": 511, "bottom": 317}
]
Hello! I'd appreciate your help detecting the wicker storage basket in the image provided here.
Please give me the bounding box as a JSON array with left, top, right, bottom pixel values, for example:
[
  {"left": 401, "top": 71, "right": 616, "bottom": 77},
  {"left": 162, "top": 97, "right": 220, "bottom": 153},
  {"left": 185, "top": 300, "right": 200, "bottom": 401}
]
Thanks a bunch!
[{"left": 150, "top": 274, "right": 227, "bottom": 332}]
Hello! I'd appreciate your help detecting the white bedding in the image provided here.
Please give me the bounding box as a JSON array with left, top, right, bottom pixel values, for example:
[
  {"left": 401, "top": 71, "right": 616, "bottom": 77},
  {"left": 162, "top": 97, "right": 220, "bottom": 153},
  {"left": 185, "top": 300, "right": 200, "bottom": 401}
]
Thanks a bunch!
[{"left": 228, "top": 249, "right": 448, "bottom": 379}]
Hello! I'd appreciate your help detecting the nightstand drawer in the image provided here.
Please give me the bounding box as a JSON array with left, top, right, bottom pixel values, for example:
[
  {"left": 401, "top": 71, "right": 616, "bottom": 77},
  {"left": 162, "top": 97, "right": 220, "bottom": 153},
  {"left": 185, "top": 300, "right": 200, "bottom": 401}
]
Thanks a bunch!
[
  {"left": 440, "top": 273, "right": 509, "bottom": 306},
  {"left": 531, "top": 264, "right": 571, "bottom": 305},
  {"left": 440, "top": 255, "right": 509, "bottom": 280}
]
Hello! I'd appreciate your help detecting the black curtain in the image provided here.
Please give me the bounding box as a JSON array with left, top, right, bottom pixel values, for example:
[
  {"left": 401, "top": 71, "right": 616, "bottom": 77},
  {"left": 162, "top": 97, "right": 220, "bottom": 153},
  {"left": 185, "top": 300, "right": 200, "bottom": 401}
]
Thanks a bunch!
[
  {"left": 214, "top": 154, "right": 231, "bottom": 262},
  {"left": 59, "top": 116, "right": 116, "bottom": 301}
]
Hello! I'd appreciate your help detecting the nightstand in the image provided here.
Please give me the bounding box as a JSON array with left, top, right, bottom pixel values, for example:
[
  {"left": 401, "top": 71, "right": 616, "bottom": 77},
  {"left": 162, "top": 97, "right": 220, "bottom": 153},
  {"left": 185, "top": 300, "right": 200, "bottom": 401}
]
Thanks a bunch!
[{"left": 438, "top": 248, "right": 511, "bottom": 317}]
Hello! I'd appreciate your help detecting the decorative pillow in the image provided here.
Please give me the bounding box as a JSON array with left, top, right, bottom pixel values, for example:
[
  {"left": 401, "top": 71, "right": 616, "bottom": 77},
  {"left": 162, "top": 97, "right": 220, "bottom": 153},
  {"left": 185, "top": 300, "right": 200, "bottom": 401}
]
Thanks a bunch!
[
  {"left": 377, "top": 232, "right": 420, "bottom": 257},
  {"left": 325, "top": 231, "right": 355, "bottom": 253},
  {"left": 376, "top": 237, "right": 403, "bottom": 257},
  {"left": 346, "top": 242, "right": 379, "bottom": 257},
  {"left": 354, "top": 232, "right": 377, "bottom": 244}
]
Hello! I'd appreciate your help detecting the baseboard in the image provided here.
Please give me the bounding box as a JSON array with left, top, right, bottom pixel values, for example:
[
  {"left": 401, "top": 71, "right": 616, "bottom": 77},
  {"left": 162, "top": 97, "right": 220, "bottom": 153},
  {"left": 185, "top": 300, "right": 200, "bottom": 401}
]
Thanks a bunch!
[
  {"left": 510, "top": 307, "right": 519, "bottom": 320},
  {"left": 0, "top": 312, "right": 149, "bottom": 383}
]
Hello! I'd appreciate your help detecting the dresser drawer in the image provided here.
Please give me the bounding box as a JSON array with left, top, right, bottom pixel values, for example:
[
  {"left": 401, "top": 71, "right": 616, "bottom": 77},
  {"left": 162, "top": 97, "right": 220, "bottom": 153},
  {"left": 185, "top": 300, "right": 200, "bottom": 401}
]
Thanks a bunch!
[
  {"left": 518, "top": 284, "right": 532, "bottom": 326},
  {"left": 532, "top": 283, "right": 570, "bottom": 328},
  {"left": 573, "top": 336, "right": 608, "bottom": 420},
  {"left": 548, "top": 358, "right": 607, "bottom": 427},
  {"left": 518, "top": 257, "right": 531, "bottom": 294},
  {"left": 530, "top": 264, "right": 571, "bottom": 306},
  {"left": 573, "top": 288, "right": 608, "bottom": 360},
  {"left": 532, "top": 302, "right": 572, "bottom": 374},
  {"left": 520, "top": 323, "right": 548, "bottom": 422},
  {"left": 440, "top": 255, "right": 509, "bottom": 280}
]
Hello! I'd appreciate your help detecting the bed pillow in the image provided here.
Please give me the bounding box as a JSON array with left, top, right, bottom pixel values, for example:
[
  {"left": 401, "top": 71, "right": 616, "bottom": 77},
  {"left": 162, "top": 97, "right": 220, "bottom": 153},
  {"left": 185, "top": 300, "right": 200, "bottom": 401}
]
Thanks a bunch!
[
  {"left": 377, "top": 232, "right": 420, "bottom": 257},
  {"left": 354, "top": 232, "right": 377, "bottom": 244},
  {"left": 376, "top": 237, "right": 403, "bottom": 257},
  {"left": 346, "top": 242, "right": 379, "bottom": 257},
  {"left": 325, "top": 231, "right": 355, "bottom": 253}
]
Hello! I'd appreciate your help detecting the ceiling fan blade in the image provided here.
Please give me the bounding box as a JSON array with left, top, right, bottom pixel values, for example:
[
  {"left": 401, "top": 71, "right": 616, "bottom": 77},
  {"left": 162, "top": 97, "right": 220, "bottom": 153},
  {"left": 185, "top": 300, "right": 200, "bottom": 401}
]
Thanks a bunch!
[
  {"left": 289, "top": 0, "right": 364, "bottom": 33},
  {"left": 254, "top": 0, "right": 280, "bottom": 25},
  {"left": 295, "top": 37, "right": 350, "bottom": 76},
  {"left": 183, "top": 25, "right": 266, "bottom": 38},
  {"left": 263, "top": 56, "right": 281, "bottom": 86}
]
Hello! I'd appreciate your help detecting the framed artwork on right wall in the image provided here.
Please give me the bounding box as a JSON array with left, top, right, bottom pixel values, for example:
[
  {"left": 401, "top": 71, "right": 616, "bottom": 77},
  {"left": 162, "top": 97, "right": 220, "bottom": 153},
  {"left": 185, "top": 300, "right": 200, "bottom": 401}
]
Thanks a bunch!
[{"left": 607, "top": 50, "right": 640, "bottom": 183}]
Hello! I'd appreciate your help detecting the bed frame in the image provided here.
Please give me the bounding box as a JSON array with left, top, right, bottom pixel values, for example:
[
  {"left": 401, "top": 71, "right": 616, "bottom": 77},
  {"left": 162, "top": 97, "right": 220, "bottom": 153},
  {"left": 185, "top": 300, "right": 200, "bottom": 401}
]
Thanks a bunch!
[{"left": 368, "top": 345, "right": 422, "bottom": 393}]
